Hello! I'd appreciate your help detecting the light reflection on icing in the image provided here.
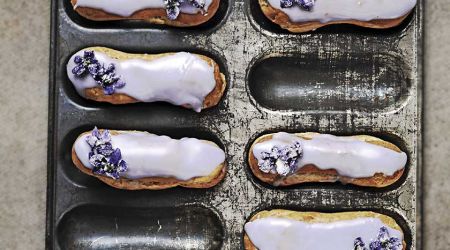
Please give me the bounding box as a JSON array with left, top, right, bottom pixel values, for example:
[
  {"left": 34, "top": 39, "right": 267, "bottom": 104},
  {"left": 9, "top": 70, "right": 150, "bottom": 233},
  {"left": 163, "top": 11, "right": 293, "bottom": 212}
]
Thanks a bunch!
[
  {"left": 74, "top": 0, "right": 213, "bottom": 16},
  {"left": 253, "top": 132, "right": 407, "bottom": 178},
  {"left": 244, "top": 217, "right": 403, "bottom": 250},
  {"left": 266, "top": 0, "right": 417, "bottom": 23},
  {"left": 67, "top": 50, "right": 217, "bottom": 112},
  {"left": 74, "top": 131, "right": 225, "bottom": 180}
]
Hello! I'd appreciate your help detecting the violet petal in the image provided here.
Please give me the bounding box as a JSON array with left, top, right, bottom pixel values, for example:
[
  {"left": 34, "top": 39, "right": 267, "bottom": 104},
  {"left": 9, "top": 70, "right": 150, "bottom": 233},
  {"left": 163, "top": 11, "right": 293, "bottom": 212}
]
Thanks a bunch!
[
  {"left": 109, "top": 148, "right": 122, "bottom": 165},
  {"left": 84, "top": 50, "right": 95, "bottom": 59},
  {"left": 72, "top": 65, "right": 86, "bottom": 77},
  {"left": 92, "top": 127, "right": 100, "bottom": 138},
  {"left": 166, "top": 5, "right": 180, "bottom": 20},
  {"left": 114, "top": 80, "right": 126, "bottom": 89},
  {"left": 103, "top": 85, "right": 115, "bottom": 95},
  {"left": 74, "top": 55, "right": 83, "bottom": 64},
  {"left": 280, "top": 0, "right": 294, "bottom": 8}
]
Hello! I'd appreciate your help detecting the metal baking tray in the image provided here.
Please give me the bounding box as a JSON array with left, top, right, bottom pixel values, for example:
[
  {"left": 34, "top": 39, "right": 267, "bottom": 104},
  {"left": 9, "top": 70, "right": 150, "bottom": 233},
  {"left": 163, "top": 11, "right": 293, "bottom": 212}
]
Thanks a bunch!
[{"left": 46, "top": 0, "right": 423, "bottom": 249}]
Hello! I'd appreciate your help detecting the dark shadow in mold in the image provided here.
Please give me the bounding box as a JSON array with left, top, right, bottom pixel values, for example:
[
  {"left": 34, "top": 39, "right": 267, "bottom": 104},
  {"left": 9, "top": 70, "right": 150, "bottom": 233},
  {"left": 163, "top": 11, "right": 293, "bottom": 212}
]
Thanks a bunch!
[
  {"left": 247, "top": 52, "right": 411, "bottom": 113},
  {"left": 57, "top": 204, "right": 225, "bottom": 250}
]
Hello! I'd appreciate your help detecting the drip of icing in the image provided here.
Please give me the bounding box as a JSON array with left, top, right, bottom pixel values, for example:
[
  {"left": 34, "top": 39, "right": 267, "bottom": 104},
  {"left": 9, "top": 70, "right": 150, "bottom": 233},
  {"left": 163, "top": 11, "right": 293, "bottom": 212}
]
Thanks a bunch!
[
  {"left": 266, "top": 0, "right": 417, "bottom": 23},
  {"left": 74, "top": 0, "right": 213, "bottom": 16},
  {"left": 67, "top": 50, "right": 217, "bottom": 112},
  {"left": 74, "top": 131, "right": 225, "bottom": 180},
  {"left": 244, "top": 217, "right": 403, "bottom": 250},
  {"left": 253, "top": 132, "right": 407, "bottom": 178}
]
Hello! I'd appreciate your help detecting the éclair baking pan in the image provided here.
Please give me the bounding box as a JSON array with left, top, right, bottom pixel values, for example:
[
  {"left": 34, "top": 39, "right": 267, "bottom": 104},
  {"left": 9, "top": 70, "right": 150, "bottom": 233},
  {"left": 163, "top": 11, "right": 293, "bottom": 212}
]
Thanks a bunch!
[{"left": 47, "top": 0, "right": 423, "bottom": 249}]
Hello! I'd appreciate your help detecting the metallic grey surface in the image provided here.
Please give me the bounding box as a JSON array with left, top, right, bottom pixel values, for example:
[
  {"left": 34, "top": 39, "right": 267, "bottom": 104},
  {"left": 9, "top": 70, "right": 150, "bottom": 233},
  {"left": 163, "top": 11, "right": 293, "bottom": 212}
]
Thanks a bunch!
[{"left": 48, "top": 0, "right": 421, "bottom": 249}]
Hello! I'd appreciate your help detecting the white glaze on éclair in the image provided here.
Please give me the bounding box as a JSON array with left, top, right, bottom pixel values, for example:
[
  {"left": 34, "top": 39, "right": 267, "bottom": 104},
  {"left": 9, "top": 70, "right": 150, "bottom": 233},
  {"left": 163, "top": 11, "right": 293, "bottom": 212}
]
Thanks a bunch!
[
  {"left": 245, "top": 217, "right": 403, "bottom": 250},
  {"left": 266, "top": 0, "right": 417, "bottom": 23},
  {"left": 253, "top": 132, "right": 407, "bottom": 178},
  {"left": 74, "top": 0, "right": 214, "bottom": 16},
  {"left": 67, "top": 50, "right": 217, "bottom": 112},
  {"left": 74, "top": 131, "right": 225, "bottom": 180}
]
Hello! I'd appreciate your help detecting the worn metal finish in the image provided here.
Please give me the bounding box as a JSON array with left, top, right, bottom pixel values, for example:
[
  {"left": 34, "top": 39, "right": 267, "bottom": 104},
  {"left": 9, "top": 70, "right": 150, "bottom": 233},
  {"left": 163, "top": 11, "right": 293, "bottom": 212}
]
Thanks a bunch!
[{"left": 47, "top": 0, "right": 423, "bottom": 249}]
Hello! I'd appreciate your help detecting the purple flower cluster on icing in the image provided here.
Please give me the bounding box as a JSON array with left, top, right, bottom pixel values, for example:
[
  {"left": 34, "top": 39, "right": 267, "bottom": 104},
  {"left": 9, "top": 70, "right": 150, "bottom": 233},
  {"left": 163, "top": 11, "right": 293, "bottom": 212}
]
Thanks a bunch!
[
  {"left": 280, "top": 0, "right": 315, "bottom": 11},
  {"left": 258, "top": 141, "right": 303, "bottom": 176},
  {"left": 72, "top": 50, "right": 126, "bottom": 95},
  {"left": 86, "top": 127, "right": 127, "bottom": 180},
  {"left": 354, "top": 227, "right": 402, "bottom": 250},
  {"left": 164, "top": 0, "right": 207, "bottom": 20}
]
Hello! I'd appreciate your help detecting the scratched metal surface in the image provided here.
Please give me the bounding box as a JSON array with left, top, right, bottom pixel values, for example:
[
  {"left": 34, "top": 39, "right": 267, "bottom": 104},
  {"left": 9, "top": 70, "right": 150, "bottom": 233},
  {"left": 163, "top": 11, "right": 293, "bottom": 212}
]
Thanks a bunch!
[{"left": 47, "top": 0, "right": 423, "bottom": 249}]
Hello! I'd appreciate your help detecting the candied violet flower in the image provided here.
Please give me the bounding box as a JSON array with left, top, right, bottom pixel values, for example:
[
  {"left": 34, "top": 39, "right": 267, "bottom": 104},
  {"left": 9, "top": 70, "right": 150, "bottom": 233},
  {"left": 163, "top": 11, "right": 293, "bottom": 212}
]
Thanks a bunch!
[
  {"left": 89, "top": 154, "right": 107, "bottom": 168},
  {"left": 369, "top": 227, "right": 402, "bottom": 250},
  {"left": 164, "top": 0, "right": 207, "bottom": 20},
  {"left": 86, "top": 127, "right": 111, "bottom": 147},
  {"left": 280, "top": 0, "right": 294, "bottom": 8},
  {"left": 387, "top": 238, "right": 402, "bottom": 250},
  {"left": 353, "top": 227, "right": 402, "bottom": 250},
  {"left": 165, "top": 0, "right": 182, "bottom": 20},
  {"left": 270, "top": 146, "right": 280, "bottom": 158},
  {"left": 280, "top": 0, "right": 315, "bottom": 11},
  {"left": 72, "top": 50, "right": 99, "bottom": 77},
  {"left": 275, "top": 158, "right": 290, "bottom": 176},
  {"left": 71, "top": 51, "right": 126, "bottom": 95},
  {"left": 109, "top": 148, "right": 122, "bottom": 166},
  {"left": 86, "top": 127, "right": 128, "bottom": 180},
  {"left": 92, "top": 63, "right": 126, "bottom": 95},
  {"left": 94, "top": 143, "right": 114, "bottom": 156},
  {"left": 259, "top": 160, "right": 273, "bottom": 173},
  {"left": 354, "top": 237, "right": 368, "bottom": 250},
  {"left": 258, "top": 141, "right": 303, "bottom": 176},
  {"left": 299, "top": 0, "right": 315, "bottom": 10},
  {"left": 189, "top": 0, "right": 206, "bottom": 13}
]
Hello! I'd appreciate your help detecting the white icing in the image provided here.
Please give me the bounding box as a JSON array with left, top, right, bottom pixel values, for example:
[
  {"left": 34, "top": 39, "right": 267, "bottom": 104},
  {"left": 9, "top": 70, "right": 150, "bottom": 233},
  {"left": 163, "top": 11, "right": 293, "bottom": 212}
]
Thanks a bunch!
[
  {"left": 74, "top": 0, "right": 213, "bottom": 16},
  {"left": 266, "top": 0, "right": 417, "bottom": 23},
  {"left": 245, "top": 216, "right": 403, "bottom": 250},
  {"left": 253, "top": 132, "right": 407, "bottom": 178},
  {"left": 74, "top": 131, "right": 225, "bottom": 180},
  {"left": 67, "top": 50, "right": 217, "bottom": 112}
]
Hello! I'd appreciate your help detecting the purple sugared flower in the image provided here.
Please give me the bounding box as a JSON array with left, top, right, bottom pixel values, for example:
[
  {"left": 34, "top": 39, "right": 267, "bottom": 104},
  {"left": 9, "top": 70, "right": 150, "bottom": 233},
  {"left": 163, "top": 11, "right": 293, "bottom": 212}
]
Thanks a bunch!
[
  {"left": 280, "top": 0, "right": 294, "bottom": 8},
  {"left": 353, "top": 227, "right": 402, "bottom": 250},
  {"left": 280, "top": 0, "right": 315, "bottom": 11},
  {"left": 86, "top": 127, "right": 128, "bottom": 180},
  {"left": 72, "top": 50, "right": 99, "bottom": 77},
  {"left": 258, "top": 141, "right": 303, "bottom": 176},
  {"left": 164, "top": 0, "right": 207, "bottom": 20},
  {"left": 71, "top": 51, "right": 126, "bottom": 95},
  {"left": 91, "top": 63, "right": 126, "bottom": 95},
  {"left": 165, "top": 0, "right": 181, "bottom": 20},
  {"left": 189, "top": 0, "right": 206, "bottom": 13},
  {"left": 354, "top": 237, "right": 368, "bottom": 250}
]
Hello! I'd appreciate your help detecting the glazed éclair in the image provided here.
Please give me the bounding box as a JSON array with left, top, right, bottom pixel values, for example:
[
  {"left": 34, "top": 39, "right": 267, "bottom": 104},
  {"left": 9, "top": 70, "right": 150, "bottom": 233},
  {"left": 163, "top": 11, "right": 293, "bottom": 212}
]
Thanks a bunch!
[
  {"left": 67, "top": 47, "right": 226, "bottom": 112},
  {"left": 259, "top": 0, "right": 417, "bottom": 33},
  {"left": 244, "top": 210, "right": 406, "bottom": 250},
  {"left": 72, "top": 128, "right": 226, "bottom": 190},
  {"left": 248, "top": 132, "right": 407, "bottom": 187},
  {"left": 71, "top": 0, "right": 221, "bottom": 27}
]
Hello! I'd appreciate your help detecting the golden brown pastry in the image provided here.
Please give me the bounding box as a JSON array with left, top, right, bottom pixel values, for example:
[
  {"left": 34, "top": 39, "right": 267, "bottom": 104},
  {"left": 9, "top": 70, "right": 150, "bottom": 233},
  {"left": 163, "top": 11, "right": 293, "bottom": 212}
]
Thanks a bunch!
[
  {"left": 67, "top": 47, "right": 226, "bottom": 112},
  {"left": 72, "top": 128, "right": 227, "bottom": 190},
  {"left": 71, "top": 0, "right": 221, "bottom": 27},
  {"left": 258, "top": 0, "right": 417, "bottom": 33},
  {"left": 248, "top": 132, "right": 407, "bottom": 188},
  {"left": 244, "top": 209, "right": 406, "bottom": 250}
]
